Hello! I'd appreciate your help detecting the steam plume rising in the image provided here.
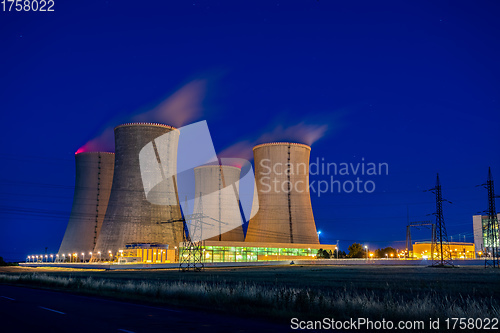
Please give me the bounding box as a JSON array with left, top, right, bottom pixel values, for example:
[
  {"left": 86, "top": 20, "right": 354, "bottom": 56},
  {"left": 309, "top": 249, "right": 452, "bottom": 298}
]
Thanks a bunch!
[
  {"left": 76, "top": 128, "right": 114, "bottom": 154},
  {"left": 257, "top": 122, "right": 328, "bottom": 146},
  {"left": 77, "top": 80, "right": 206, "bottom": 153},
  {"left": 218, "top": 122, "right": 328, "bottom": 161},
  {"left": 218, "top": 141, "right": 254, "bottom": 161},
  {"left": 133, "top": 80, "right": 206, "bottom": 127}
]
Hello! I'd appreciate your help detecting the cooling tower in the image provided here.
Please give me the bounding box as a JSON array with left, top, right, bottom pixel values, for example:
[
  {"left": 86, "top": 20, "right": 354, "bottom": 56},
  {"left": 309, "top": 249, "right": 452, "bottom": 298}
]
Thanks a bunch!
[
  {"left": 92, "top": 123, "right": 183, "bottom": 258},
  {"left": 245, "top": 142, "right": 319, "bottom": 244},
  {"left": 59, "top": 152, "right": 114, "bottom": 256},
  {"left": 193, "top": 165, "right": 244, "bottom": 242}
]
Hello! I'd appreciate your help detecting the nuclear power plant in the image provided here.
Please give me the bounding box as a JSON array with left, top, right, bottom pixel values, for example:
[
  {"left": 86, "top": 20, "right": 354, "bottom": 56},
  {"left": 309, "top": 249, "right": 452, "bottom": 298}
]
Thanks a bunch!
[
  {"left": 21, "top": 121, "right": 493, "bottom": 268},
  {"left": 193, "top": 165, "right": 244, "bottom": 242},
  {"left": 246, "top": 142, "right": 319, "bottom": 244},
  {"left": 59, "top": 152, "right": 115, "bottom": 255},
  {"left": 92, "top": 123, "right": 184, "bottom": 261},
  {"left": 53, "top": 124, "right": 334, "bottom": 265}
]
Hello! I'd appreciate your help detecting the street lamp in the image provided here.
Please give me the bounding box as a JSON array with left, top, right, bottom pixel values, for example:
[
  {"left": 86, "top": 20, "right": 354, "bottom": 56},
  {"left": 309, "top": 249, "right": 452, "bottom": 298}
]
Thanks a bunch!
[
  {"left": 68, "top": 253, "right": 71, "bottom": 263},
  {"left": 385, "top": 253, "right": 388, "bottom": 260},
  {"left": 364, "top": 246, "right": 368, "bottom": 260},
  {"left": 82, "top": 252, "right": 85, "bottom": 262},
  {"left": 44, "top": 255, "right": 48, "bottom": 262},
  {"left": 50, "top": 254, "right": 54, "bottom": 262},
  {"left": 62, "top": 254, "right": 66, "bottom": 262},
  {"left": 98, "top": 251, "right": 101, "bottom": 261},
  {"left": 336, "top": 240, "right": 339, "bottom": 259}
]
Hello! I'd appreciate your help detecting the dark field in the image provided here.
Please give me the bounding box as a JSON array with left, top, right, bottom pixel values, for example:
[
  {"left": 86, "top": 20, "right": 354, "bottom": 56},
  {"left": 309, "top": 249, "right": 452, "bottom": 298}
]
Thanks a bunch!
[
  {"left": 2, "top": 265, "right": 499, "bottom": 297},
  {"left": 1, "top": 265, "right": 499, "bottom": 331}
]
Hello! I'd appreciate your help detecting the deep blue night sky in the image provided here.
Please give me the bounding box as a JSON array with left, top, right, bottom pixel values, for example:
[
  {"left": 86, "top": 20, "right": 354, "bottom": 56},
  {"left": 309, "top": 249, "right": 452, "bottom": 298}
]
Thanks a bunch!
[{"left": 1, "top": 1, "right": 499, "bottom": 261}]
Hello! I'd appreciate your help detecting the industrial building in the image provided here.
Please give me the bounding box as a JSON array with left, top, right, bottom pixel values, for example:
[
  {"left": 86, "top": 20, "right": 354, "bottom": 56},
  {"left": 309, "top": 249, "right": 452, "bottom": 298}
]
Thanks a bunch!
[
  {"left": 57, "top": 127, "right": 332, "bottom": 264},
  {"left": 117, "top": 243, "right": 176, "bottom": 264},
  {"left": 59, "top": 152, "right": 114, "bottom": 256},
  {"left": 411, "top": 242, "right": 476, "bottom": 259},
  {"left": 197, "top": 241, "right": 335, "bottom": 262},
  {"left": 473, "top": 214, "right": 500, "bottom": 254},
  {"left": 91, "top": 123, "right": 184, "bottom": 261},
  {"left": 115, "top": 241, "right": 336, "bottom": 263},
  {"left": 193, "top": 164, "right": 244, "bottom": 242},
  {"left": 245, "top": 142, "right": 319, "bottom": 244}
]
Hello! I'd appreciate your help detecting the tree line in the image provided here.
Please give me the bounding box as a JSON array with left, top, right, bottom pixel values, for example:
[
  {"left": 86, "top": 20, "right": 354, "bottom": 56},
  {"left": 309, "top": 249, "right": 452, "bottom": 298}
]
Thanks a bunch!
[{"left": 316, "top": 243, "right": 397, "bottom": 259}]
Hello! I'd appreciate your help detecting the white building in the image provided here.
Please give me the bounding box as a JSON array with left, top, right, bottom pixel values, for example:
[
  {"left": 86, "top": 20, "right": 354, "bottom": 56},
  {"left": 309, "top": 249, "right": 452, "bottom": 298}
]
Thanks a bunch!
[{"left": 473, "top": 214, "right": 500, "bottom": 253}]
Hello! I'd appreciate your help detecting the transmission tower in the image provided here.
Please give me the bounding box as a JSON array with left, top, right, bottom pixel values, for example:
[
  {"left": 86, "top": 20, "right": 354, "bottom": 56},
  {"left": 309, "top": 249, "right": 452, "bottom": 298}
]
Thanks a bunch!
[
  {"left": 159, "top": 196, "right": 204, "bottom": 272},
  {"left": 405, "top": 221, "right": 435, "bottom": 259},
  {"left": 161, "top": 193, "right": 230, "bottom": 272},
  {"left": 481, "top": 167, "right": 499, "bottom": 268},
  {"left": 178, "top": 193, "right": 205, "bottom": 272},
  {"left": 427, "top": 173, "right": 453, "bottom": 267}
]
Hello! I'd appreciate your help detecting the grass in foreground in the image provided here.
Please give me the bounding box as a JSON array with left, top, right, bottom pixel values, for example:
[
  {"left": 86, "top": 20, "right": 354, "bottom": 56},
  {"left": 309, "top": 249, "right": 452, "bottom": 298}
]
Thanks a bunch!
[{"left": 0, "top": 268, "right": 498, "bottom": 326}]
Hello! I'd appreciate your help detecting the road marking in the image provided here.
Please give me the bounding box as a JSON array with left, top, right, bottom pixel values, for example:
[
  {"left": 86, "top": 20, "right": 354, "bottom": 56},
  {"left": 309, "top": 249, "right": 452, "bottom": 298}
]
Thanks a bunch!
[
  {"left": 39, "top": 306, "right": 65, "bottom": 315},
  {"left": 118, "top": 329, "right": 136, "bottom": 333},
  {"left": 0, "top": 296, "right": 15, "bottom": 300}
]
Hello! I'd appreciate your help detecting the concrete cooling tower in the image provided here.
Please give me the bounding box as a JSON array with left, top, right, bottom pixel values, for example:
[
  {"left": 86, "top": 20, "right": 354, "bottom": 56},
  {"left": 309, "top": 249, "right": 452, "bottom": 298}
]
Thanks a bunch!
[
  {"left": 92, "top": 123, "right": 184, "bottom": 258},
  {"left": 59, "top": 152, "right": 114, "bottom": 256},
  {"left": 245, "top": 142, "right": 319, "bottom": 244},
  {"left": 193, "top": 165, "right": 244, "bottom": 242}
]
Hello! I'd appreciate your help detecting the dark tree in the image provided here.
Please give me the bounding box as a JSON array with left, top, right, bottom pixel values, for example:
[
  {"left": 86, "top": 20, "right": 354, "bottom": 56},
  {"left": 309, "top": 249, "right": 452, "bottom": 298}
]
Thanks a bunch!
[
  {"left": 316, "top": 249, "right": 331, "bottom": 259},
  {"left": 347, "top": 243, "right": 366, "bottom": 258},
  {"left": 374, "top": 247, "right": 397, "bottom": 258}
]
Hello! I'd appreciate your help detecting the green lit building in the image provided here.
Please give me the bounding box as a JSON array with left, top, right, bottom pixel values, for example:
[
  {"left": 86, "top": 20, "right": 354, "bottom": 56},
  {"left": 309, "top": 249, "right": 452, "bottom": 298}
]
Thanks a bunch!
[{"left": 181, "top": 241, "right": 337, "bottom": 263}]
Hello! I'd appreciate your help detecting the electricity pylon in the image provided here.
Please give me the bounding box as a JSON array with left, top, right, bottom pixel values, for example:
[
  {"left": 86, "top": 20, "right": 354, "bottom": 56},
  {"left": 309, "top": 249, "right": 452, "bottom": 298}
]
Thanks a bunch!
[
  {"left": 481, "top": 168, "right": 499, "bottom": 268},
  {"left": 426, "top": 173, "right": 453, "bottom": 267}
]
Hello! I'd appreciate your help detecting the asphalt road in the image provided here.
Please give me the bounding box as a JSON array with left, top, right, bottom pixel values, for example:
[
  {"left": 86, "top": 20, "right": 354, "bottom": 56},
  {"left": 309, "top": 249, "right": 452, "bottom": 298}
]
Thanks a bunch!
[{"left": 0, "top": 285, "right": 292, "bottom": 333}]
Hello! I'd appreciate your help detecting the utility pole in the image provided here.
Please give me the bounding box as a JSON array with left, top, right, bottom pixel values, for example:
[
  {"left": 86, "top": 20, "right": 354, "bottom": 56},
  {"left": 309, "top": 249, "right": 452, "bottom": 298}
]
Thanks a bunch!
[
  {"left": 161, "top": 194, "right": 229, "bottom": 271},
  {"left": 482, "top": 168, "right": 499, "bottom": 268},
  {"left": 179, "top": 193, "right": 205, "bottom": 272},
  {"left": 405, "top": 221, "right": 435, "bottom": 260},
  {"left": 405, "top": 205, "right": 410, "bottom": 259},
  {"left": 336, "top": 240, "right": 339, "bottom": 259},
  {"left": 427, "top": 173, "right": 453, "bottom": 267}
]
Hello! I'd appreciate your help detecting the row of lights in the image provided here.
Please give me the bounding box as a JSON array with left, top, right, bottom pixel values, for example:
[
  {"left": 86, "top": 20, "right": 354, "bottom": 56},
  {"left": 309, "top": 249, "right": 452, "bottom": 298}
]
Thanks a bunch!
[
  {"left": 27, "top": 250, "right": 115, "bottom": 263},
  {"left": 27, "top": 248, "right": 172, "bottom": 264}
]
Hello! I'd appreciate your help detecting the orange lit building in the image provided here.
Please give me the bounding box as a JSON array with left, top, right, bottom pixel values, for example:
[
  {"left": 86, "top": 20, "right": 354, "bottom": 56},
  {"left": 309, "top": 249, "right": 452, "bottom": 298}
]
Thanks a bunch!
[
  {"left": 118, "top": 243, "right": 176, "bottom": 263},
  {"left": 411, "top": 242, "right": 475, "bottom": 259}
]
